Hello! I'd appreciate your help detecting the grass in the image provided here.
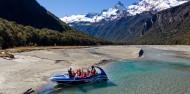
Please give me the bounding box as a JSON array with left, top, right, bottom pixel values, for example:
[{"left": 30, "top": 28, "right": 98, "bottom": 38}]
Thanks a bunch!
[
  {"left": 3, "top": 46, "right": 90, "bottom": 53},
  {"left": 0, "top": 46, "right": 90, "bottom": 58}
]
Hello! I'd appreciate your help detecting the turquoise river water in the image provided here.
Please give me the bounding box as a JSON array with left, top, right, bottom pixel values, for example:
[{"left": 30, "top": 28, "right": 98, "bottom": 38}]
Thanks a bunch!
[{"left": 39, "top": 48, "right": 190, "bottom": 94}]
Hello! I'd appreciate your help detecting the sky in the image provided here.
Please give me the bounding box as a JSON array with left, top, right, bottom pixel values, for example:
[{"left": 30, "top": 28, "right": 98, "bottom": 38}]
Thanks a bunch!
[{"left": 36, "top": 0, "right": 139, "bottom": 18}]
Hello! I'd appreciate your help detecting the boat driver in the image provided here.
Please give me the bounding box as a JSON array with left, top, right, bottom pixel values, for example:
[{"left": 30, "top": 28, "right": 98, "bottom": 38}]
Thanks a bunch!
[
  {"left": 91, "top": 66, "right": 96, "bottom": 75},
  {"left": 68, "top": 68, "right": 74, "bottom": 78}
]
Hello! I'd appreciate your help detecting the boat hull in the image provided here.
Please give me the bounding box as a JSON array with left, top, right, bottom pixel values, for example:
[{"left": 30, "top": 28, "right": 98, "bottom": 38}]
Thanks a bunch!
[
  {"left": 50, "top": 66, "right": 108, "bottom": 85},
  {"left": 51, "top": 75, "right": 108, "bottom": 85}
]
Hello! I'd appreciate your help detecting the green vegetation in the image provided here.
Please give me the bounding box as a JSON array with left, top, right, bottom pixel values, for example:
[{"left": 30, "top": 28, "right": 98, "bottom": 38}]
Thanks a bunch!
[
  {"left": 133, "top": 27, "right": 190, "bottom": 45},
  {"left": 2, "top": 46, "right": 89, "bottom": 53},
  {"left": 0, "top": 0, "right": 112, "bottom": 49},
  {"left": 0, "top": 18, "right": 111, "bottom": 49},
  {"left": 0, "top": 0, "right": 71, "bottom": 32},
  {"left": 133, "top": 2, "right": 190, "bottom": 45}
]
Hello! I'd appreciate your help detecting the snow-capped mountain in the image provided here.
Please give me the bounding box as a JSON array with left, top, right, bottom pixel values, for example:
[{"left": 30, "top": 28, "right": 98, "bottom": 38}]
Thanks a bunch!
[
  {"left": 61, "top": 0, "right": 188, "bottom": 25},
  {"left": 61, "top": 1, "right": 127, "bottom": 24},
  {"left": 127, "top": 0, "right": 188, "bottom": 15}
]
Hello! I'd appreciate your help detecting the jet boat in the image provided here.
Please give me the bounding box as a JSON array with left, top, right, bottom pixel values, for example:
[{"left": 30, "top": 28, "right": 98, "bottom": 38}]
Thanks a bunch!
[{"left": 50, "top": 66, "right": 108, "bottom": 85}]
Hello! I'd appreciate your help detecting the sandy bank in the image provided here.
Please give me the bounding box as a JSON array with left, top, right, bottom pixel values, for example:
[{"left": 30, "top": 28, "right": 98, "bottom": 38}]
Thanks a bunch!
[
  {"left": 146, "top": 45, "right": 190, "bottom": 58},
  {"left": 0, "top": 46, "right": 140, "bottom": 94}
]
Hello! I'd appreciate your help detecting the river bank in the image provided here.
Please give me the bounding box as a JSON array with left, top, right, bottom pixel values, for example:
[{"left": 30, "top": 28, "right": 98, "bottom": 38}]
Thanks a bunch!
[
  {"left": 0, "top": 45, "right": 190, "bottom": 94},
  {"left": 39, "top": 45, "right": 190, "bottom": 94},
  {"left": 0, "top": 46, "right": 140, "bottom": 94}
]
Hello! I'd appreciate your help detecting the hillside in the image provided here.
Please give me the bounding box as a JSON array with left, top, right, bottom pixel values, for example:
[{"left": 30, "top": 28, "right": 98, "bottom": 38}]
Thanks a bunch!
[
  {"left": 0, "top": 0, "right": 112, "bottom": 49},
  {"left": 133, "top": 1, "right": 190, "bottom": 45},
  {"left": 62, "top": 0, "right": 189, "bottom": 44},
  {"left": 73, "top": 12, "right": 155, "bottom": 42},
  {"left": 0, "top": 18, "right": 110, "bottom": 49},
  {"left": 0, "top": 0, "right": 71, "bottom": 32}
]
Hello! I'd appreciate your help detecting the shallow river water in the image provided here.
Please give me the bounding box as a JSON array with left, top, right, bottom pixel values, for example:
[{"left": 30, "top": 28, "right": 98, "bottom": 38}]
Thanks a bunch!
[{"left": 39, "top": 48, "right": 190, "bottom": 94}]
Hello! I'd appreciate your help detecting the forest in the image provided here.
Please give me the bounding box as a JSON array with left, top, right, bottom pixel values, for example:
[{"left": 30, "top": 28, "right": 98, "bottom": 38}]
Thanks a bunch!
[{"left": 0, "top": 18, "right": 111, "bottom": 49}]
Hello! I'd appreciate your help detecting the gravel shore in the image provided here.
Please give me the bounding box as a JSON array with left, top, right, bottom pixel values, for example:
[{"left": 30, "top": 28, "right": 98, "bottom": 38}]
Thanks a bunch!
[
  {"left": 0, "top": 46, "right": 140, "bottom": 94},
  {"left": 1, "top": 45, "right": 189, "bottom": 94}
]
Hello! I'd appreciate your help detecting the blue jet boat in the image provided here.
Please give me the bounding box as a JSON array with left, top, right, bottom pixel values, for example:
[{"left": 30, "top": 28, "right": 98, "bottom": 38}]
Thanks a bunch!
[{"left": 50, "top": 66, "right": 108, "bottom": 85}]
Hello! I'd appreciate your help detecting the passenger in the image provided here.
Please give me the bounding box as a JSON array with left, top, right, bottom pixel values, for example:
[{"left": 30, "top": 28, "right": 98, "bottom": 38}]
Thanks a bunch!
[
  {"left": 76, "top": 69, "right": 79, "bottom": 77},
  {"left": 91, "top": 66, "right": 96, "bottom": 75},
  {"left": 76, "top": 70, "right": 79, "bottom": 76},
  {"left": 78, "top": 69, "right": 81, "bottom": 76},
  {"left": 84, "top": 71, "right": 87, "bottom": 77},
  {"left": 86, "top": 69, "right": 91, "bottom": 76},
  {"left": 80, "top": 70, "right": 86, "bottom": 78},
  {"left": 76, "top": 69, "right": 78, "bottom": 76},
  {"left": 68, "top": 68, "right": 73, "bottom": 78},
  {"left": 72, "top": 71, "right": 76, "bottom": 77}
]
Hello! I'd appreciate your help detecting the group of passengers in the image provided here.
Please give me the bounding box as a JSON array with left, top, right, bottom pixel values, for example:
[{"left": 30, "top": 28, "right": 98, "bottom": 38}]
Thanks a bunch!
[{"left": 68, "top": 66, "right": 96, "bottom": 78}]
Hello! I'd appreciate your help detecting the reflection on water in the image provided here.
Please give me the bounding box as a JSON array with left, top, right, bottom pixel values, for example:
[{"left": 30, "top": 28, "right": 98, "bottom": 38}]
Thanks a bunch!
[
  {"left": 51, "top": 82, "right": 117, "bottom": 94},
  {"left": 168, "top": 63, "right": 190, "bottom": 72},
  {"left": 39, "top": 80, "right": 117, "bottom": 94},
  {"left": 39, "top": 48, "right": 190, "bottom": 94}
]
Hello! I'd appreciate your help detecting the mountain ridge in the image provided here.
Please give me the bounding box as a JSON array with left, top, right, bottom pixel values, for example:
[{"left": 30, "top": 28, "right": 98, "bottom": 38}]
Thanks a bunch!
[
  {"left": 61, "top": 0, "right": 188, "bottom": 25},
  {"left": 0, "top": 0, "right": 71, "bottom": 32},
  {"left": 61, "top": 1, "right": 127, "bottom": 25},
  {"left": 127, "top": 0, "right": 188, "bottom": 15},
  {"left": 65, "top": 1, "right": 190, "bottom": 44},
  {"left": 73, "top": 11, "right": 156, "bottom": 42}
]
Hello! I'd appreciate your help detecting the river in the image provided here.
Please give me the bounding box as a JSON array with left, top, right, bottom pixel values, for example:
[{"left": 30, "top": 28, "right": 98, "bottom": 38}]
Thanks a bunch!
[{"left": 38, "top": 47, "right": 190, "bottom": 94}]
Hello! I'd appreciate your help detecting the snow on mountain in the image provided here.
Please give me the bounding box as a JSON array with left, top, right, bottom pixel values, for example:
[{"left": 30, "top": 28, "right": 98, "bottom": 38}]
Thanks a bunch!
[
  {"left": 62, "top": 15, "right": 93, "bottom": 23},
  {"left": 127, "top": 0, "right": 188, "bottom": 15},
  {"left": 61, "top": 0, "right": 188, "bottom": 24},
  {"left": 61, "top": 1, "right": 127, "bottom": 24}
]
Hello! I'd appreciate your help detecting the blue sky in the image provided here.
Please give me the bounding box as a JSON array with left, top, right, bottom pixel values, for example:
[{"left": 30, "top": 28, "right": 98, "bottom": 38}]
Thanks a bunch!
[{"left": 37, "top": 0, "right": 139, "bottom": 18}]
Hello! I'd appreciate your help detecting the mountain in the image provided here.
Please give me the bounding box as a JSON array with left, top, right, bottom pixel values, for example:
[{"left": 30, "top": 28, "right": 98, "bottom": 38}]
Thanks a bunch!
[
  {"left": 0, "top": 0, "right": 71, "bottom": 32},
  {"left": 61, "top": 0, "right": 188, "bottom": 25},
  {"left": 73, "top": 11, "right": 156, "bottom": 42},
  {"left": 133, "top": 1, "right": 190, "bottom": 45},
  {"left": 0, "top": 0, "right": 112, "bottom": 49},
  {"left": 61, "top": 0, "right": 190, "bottom": 44},
  {"left": 127, "top": 0, "right": 188, "bottom": 15},
  {"left": 61, "top": 1, "right": 127, "bottom": 25}
]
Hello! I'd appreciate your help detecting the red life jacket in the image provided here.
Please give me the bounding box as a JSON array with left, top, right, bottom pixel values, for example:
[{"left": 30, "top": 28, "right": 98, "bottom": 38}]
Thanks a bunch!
[
  {"left": 80, "top": 72, "right": 84, "bottom": 78},
  {"left": 72, "top": 71, "right": 76, "bottom": 77},
  {"left": 76, "top": 70, "right": 79, "bottom": 75},
  {"left": 86, "top": 70, "right": 91, "bottom": 76},
  {"left": 77, "top": 69, "right": 81, "bottom": 76},
  {"left": 78, "top": 70, "right": 81, "bottom": 76}
]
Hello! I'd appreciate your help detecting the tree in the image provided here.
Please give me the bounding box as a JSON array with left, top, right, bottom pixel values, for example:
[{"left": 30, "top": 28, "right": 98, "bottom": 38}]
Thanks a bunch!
[{"left": 0, "top": 36, "right": 3, "bottom": 49}]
